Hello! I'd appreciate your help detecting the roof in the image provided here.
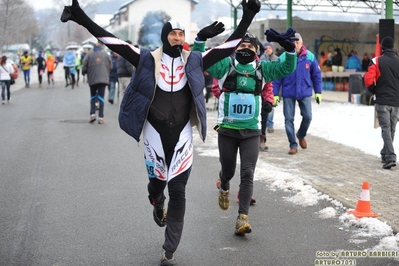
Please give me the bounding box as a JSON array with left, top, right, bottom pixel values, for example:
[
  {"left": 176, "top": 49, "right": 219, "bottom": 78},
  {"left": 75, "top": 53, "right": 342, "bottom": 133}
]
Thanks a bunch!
[{"left": 119, "top": 0, "right": 198, "bottom": 10}]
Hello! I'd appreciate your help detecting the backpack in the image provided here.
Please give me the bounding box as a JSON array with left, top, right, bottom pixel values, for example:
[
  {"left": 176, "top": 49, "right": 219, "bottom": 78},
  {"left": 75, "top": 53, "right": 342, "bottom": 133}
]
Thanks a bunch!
[{"left": 222, "top": 56, "right": 263, "bottom": 95}]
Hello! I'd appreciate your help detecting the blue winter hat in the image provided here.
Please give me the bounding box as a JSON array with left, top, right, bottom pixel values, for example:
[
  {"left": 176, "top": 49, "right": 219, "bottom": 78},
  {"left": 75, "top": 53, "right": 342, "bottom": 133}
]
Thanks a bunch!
[
  {"left": 264, "top": 42, "right": 273, "bottom": 48},
  {"left": 93, "top": 43, "right": 102, "bottom": 51}
]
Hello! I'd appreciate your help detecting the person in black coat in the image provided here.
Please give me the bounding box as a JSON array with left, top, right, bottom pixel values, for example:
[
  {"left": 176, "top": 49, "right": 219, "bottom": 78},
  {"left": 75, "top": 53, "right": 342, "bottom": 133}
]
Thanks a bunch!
[
  {"left": 116, "top": 40, "right": 136, "bottom": 104},
  {"left": 332, "top": 47, "right": 342, "bottom": 66},
  {"left": 364, "top": 36, "right": 399, "bottom": 170}
]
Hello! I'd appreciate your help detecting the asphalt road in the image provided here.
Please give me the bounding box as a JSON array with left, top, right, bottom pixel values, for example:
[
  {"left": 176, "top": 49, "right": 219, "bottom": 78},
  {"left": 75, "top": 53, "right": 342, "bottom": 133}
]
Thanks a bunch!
[{"left": 1, "top": 67, "right": 398, "bottom": 266}]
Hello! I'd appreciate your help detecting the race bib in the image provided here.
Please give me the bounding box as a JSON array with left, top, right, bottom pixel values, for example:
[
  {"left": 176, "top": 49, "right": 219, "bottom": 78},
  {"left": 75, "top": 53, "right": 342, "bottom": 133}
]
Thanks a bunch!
[{"left": 227, "top": 93, "right": 255, "bottom": 120}]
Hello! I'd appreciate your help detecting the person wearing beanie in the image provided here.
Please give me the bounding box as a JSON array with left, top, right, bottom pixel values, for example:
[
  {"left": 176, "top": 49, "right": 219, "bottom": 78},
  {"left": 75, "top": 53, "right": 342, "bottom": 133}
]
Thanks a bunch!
[
  {"left": 381, "top": 36, "right": 394, "bottom": 50},
  {"left": 260, "top": 42, "right": 278, "bottom": 62},
  {"left": 193, "top": 26, "right": 297, "bottom": 236},
  {"left": 364, "top": 35, "right": 399, "bottom": 170},
  {"left": 60, "top": 0, "right": 261, "bottom": 264},
  {"left": 82, "top": 42, "right": 112, "bottom": 124},
  {"left": 272, "top": 32, "right": 322, "bottom": 155},
  {"left": 35, "top": 51, "right": 46, "bottom": 88},
  {"left": 259, "top": 41, "right": 279, "bottom": 136}
]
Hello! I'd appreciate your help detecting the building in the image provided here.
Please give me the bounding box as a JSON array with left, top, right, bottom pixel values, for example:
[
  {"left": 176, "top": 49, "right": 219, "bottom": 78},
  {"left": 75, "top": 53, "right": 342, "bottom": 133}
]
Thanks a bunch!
[{"left": 106, "top": 0, "right": 198, "bottom": 46}]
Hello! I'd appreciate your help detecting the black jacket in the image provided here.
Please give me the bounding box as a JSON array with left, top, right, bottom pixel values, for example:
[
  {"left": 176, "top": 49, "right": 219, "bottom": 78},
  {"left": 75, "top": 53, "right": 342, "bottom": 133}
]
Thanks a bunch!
[
  {"left": 117, "top": 56, "right": 134, "bottom": 78},
  {"left": 373, "top": 50, "right": 399, "bottom": 107}
]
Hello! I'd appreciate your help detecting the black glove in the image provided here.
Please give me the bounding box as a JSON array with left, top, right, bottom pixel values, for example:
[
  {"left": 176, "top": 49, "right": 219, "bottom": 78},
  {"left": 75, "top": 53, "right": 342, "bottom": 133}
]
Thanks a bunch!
[
  {"left": 242, "top": 0, "right": 261, "bottom": 21},
  {"left": 197, "top": 21, "right": 225, "bottom": 41},
  {"left": 265, "top": 27, "right": 297, "bottom": 52},
  {"left": 262, "top": 102, "right": 273, "bottom": 113},
  {"left": 60, "top": 0, "right": 88, "bottom": 25}
]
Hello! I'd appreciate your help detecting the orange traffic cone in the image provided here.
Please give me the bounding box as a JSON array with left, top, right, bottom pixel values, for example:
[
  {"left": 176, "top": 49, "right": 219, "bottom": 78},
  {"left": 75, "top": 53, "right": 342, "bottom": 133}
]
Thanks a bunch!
[{"left": 348, "top": 181, "right": 378, "bottom": 218}]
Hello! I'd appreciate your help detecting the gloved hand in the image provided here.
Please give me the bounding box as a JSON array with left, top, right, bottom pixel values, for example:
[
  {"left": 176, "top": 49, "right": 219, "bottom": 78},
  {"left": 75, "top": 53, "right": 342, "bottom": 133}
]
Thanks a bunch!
[
  {"left": 197, "top": 21, "right": 225, "bottom": 41},
  {"left": 241, "top": 0, "right": 261, "bottom": 21},
  {"left": 60, "top": 0, "right": 87, "bottom": 25},
  {"left": 265, "top": 27, "right": 297, "bottom": 52},
  {"left": 262, "top": 102, "right": 273, "bottom": 113},
  {"left": 315, "top": 93, "right": 322, "bottom": 104},
  {"left": 273, "top": 96, "right": 280, "bottom": 107}
]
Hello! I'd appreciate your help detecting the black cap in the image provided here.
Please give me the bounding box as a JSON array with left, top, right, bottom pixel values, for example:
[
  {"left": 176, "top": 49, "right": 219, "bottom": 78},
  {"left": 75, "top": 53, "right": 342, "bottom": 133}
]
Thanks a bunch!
[
  {"left": 381, "top": 36, "right": 394, "bottom": 49},
  {"left": 240, "top": 32, "right": 259, "bottom": 50}
]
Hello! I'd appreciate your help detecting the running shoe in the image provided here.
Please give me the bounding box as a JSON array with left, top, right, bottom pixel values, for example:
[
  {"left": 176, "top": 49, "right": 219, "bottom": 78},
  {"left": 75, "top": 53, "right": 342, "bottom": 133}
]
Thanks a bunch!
[
  {"left": 218, "top": 189, "right": 230, "bottom": 210},
  {"left": 234, "top": 214, "right": 252, "bottom": 236}
]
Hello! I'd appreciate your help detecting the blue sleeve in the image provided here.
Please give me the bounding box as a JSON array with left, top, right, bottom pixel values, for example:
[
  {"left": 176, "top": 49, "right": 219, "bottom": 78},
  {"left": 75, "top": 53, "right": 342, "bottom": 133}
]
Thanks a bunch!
[
  {"left": 273, "top": 79, "right": 282, "bottom": 96},
  {"left": 311, "top": 58, "right": 322, "bottom": 94}
]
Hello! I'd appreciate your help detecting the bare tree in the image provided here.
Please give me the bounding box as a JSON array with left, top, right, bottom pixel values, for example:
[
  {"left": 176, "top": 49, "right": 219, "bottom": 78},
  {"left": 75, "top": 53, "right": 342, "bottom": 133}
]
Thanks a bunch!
[
  {"left": 50, "top": 0, "right": 100, "bottom": 49},
  {"left": 138, "top": 11, "right": 171, "bottom": 48},
  {"left": 0, "top": 0, "right": 39, "bottom": 51}
]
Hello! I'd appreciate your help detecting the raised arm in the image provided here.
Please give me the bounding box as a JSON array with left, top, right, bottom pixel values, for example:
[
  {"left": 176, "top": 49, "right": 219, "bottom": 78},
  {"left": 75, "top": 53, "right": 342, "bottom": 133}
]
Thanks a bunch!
[
  {"left": 199, "top": 0, "right": 261, "bottom": 69},
  {"left": 60, "top": 0, "right": 139, "bottom": 67}
]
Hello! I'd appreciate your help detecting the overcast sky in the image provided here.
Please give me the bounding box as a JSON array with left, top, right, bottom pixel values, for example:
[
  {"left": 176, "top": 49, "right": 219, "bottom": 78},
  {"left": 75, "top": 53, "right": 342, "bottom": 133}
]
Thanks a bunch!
[{"left": 27, "top": 0, "right": 52, "bottom": 11}]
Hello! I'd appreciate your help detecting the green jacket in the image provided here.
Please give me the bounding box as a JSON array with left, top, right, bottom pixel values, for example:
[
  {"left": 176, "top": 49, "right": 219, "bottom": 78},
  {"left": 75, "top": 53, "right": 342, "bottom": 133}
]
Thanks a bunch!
[{"left": 193, "top": 41, "right": 297, "bottom": 130}]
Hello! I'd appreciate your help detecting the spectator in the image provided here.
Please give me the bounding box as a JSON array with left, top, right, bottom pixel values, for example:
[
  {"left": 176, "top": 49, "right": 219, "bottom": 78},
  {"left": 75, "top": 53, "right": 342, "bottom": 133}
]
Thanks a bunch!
[
  {"left": 324, "top": 52, "right": 333, "bottom": 68},
  {"left": 80, "top": 49, "right": 88, "bottom": 83},
  {"left": 319, "top": 51, "right": 328, "bottom": 69},
  {"left": 63, "top": 47, "right": 76, "bottom": 88},
  {"left": 345, "top": 50, "right": 362, "bottom": 71},
  {"left": 108, "top": 51, "right": 119, "bottom": 104},
  {"left": 35, "top": 51, "right": 46, "bottom": 88},
  {"left": 364, "top": 36, "right": 399, "bottom": 170},
  {"left": 362, "top": 52, "right": 371, "bottom": 71},
  {"left": 260, "top": 42, "right": 278, "bottom": 61},
  {"left": 332, "top": 47, "right": 343, "bottom": 66},
  {"left": 116, "top": 41, "right": 135, "bottom": 104},
  {"left": 0, "top": 56, "right": 14, "bottom": 104},
  {"left": 82, "top": 43, "right": 112, "bottom": 124},
  {"left": 60, "top": 0, "right": 259, "bottom": 264},
  {"left": 273, "top": 33, "right": 322, "bottom": 155},
  {"left": 20, "top": 51, "right": 33, "bottom": 88},
  {"left": 45, "top": 54, "right": 58, "bottom": 86},
  {"left": 259, "top": 41, "right": 279, "bottom": 135},
  {"left": 75, "top": 51, "right": 83, "bottom": 87}
]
